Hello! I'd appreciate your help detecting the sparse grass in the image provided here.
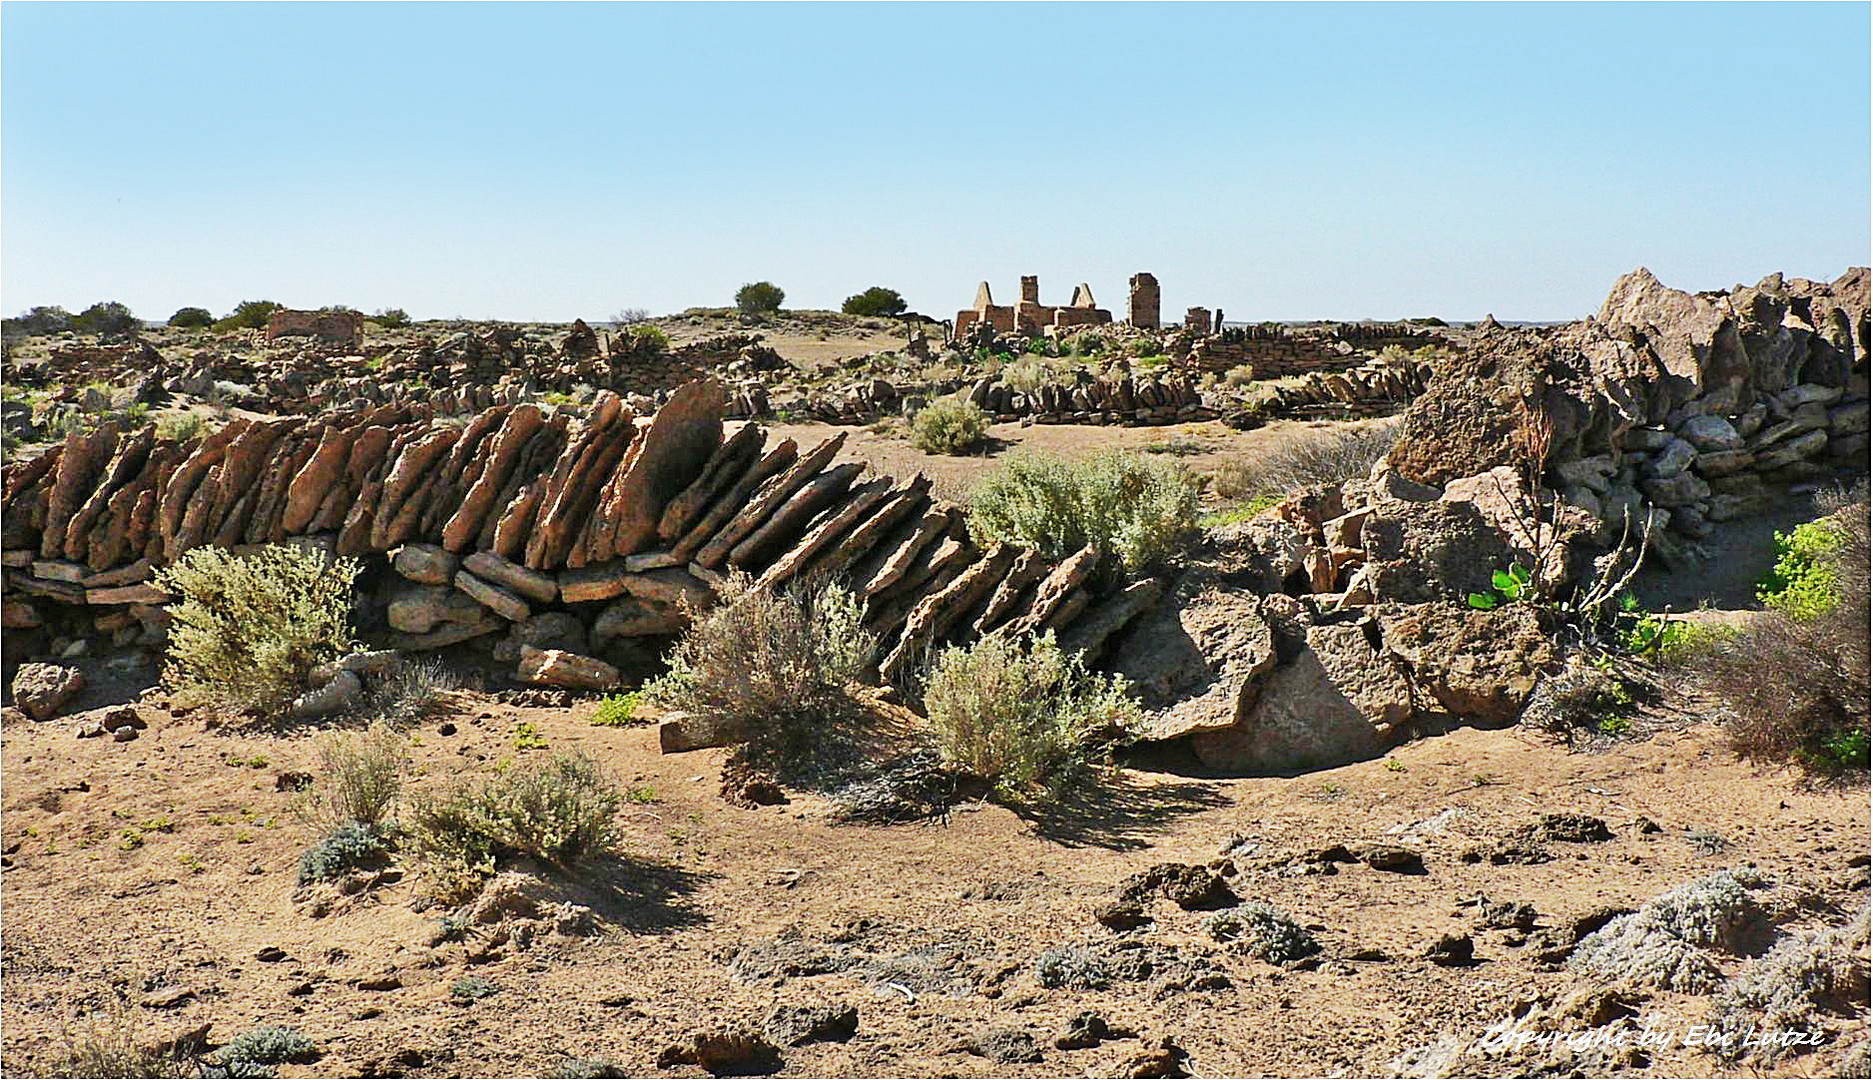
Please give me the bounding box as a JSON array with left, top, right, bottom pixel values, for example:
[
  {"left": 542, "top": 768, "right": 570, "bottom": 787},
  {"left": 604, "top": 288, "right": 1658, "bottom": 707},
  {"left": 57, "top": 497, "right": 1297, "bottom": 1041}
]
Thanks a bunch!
[
  {"left": 625, "top": 784, "right": 659, "bottom": 804},
  {"left": 153, "top": 411, "right": 208, "bottom": 443},
  {"left": 360, "top": 657, "right": 460, "bottom": 727},
  {"left": 966, "top": 449, "right": 1200, "bottom": 573},
  {"left": 908, "top": 396, "right": 989, "bottom": 455},
  {"left": 154, "top": 544, "right": 358, "bottom": 719},
  {"left": 923, "top": 630, "right": 1141, "bottom": 797},
  {"left": 1002, "top": 355, "right": 1056, "bottom": 394},
  {"left": 299, "top": 723, "right": 406, "bottom": 832},
  {"left": 1200, "top": 492, "right": 1282, "bottom": 529},
  {"left": 1139, "top": 436, "right": 1207, "bottom": 457},
  {"left": 590, "top": 692, "right": 643, "bottom": 727},
  {"left": 450, "top": 975, "right": 501, "bottom": 1002},
  {"left": 40, "top": 999, "right": 195, "bottom": 1078},
  {"left": 1209, "top": 418, "right": 1400, "bottom": 502}
]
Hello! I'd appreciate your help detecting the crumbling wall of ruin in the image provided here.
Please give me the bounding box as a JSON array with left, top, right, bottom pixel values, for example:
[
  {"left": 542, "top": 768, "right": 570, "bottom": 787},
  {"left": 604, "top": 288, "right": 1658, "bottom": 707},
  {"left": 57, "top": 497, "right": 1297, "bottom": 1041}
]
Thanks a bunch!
[
  {"left": 267, "top": 309, "right": 364, "bottom": 348},
  {"left": 1190, "top": 323, "right": 1444, "bottom": 379}
]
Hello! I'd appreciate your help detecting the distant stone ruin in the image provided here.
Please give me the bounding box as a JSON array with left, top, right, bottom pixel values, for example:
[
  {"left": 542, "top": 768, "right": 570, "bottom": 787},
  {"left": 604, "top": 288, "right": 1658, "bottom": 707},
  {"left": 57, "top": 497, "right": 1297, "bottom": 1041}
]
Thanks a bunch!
[
  {"left": 1128, "top": 273, "right": 1160, "bottom": 329},
  {"left": 953, "top": 276, "right": 1113, "bottom": 339},
  {"left": 267, "top": 308, "right": 364, "bottom": 349}
]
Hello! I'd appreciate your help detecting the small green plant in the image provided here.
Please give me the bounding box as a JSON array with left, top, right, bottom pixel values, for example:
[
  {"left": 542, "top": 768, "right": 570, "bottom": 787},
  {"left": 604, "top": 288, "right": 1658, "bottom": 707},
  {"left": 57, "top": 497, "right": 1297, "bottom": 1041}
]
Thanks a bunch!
[
  {"left": 966, "top": 449, "right": 1201, "bottom": 573},
  {"left": 213, "top": 1025, "right": 319, "bottom": 1075},
  {"left": 908, "top": 396, "right": 990, "bottom": 455},
  {"left": 297, "top": 821, "right": 393, "bottom": 884},
  {"left": 450, "top": 976, "right": 501, "bottom": 1002},
  {"left": 1598, "top": 715, "right": 1632, "bottom": 737},
  {"left": 1472, "top": 773, "right": 1494, "bottom": 786},
  {"left": 1384, "top": 760, "right": 1407, "bottom": 773},
  {"left": 735, "top": 281, "right": 785, "bottom": 316},
  {"left": 224, "top": 754, "right": 270, "bottom": 769},
  {"left": 1758, "top": 520, "right": 1846, "bottom": 621},
  {"left": 118, "top": 828, "right": 145, "bottom": 851},
  {"left": 548, "top": 1059, "right": 628, "bottom": 1079},
  {"left": 923, "top": 630, "right": 1141, "bottom": 797},
  {"left": 155, "top": 544, "right": 358, "bottom": 718},
  {"left": 153, "top": 411, "right": 207, "bottom": 443},
  {"left": 513, "top": 722, "right": 547, "bottom": 751},
  {"left": 625, "top": 784, "right": 659, "bottom": 804},
  {"left": 590, "top": 692, "right": 643, "bottom": 727},
  {"left": 1467, "top": 563, "right": 1532, "bottom": 610},
  {"left": 1803, "top": 726, "right": 1870, "bottom": 773}
]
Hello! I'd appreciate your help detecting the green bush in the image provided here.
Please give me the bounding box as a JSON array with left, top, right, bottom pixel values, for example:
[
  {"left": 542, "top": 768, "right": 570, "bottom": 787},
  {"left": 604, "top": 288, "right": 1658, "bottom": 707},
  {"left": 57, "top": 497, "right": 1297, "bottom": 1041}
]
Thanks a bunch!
[
  {"left": 302, "top": 723, "right": 406, "bottom": 831},
  {"left": 213, "top": 1026, "right": 319, "bottom": 1076},
  {"left": 213, "top": 300, "right": 282, "bottom": 332},
  {"left": 409, "top": 750, "right": 623, "bottom": 875},
  {"left": 1002, "top": 355, "right": 1055, "bottom": 394},
  {"left": 967, "top": 449, "right": 1200, "bottom": 573},
  {"left": 6, "top": 305, "right": 73, "bottom": 336},
  {"left": 735, "top": 281, "right": 785, "bottom": 316},
  {"left": 369, "top": 307, "right": 411, "bottom": 328},
  {"left": 167, "top": 306, "right": 214, "bottom": 329},
  {"left": 153, "top": 544, "right": 359, "bottom": 717},
  {"left": 297, "top": 822, "right": 393, "bottom": 885},
  {"left": 923, "top": 630, "right": 1140, "bottom": 796},
  {"left": 644, "top": 575, "right": 874, "bottom": 763},
  {"left": 625, "top": 323, "right": 669, "bottom": 352},
  {"left": 1759, "top": 519, "right": 1847, "bottom": 621},
  {"left": 590, "top": 692, "right": 643, "bottom": 727},
  {"left": 841, "top": 286, "right": 907, "bottom": 317},
  {"left": 909, "top": 397, "right": 989, "bottom": 455},
  {"left": 71, "top": 301, "right": 139, "bottom": 337}
]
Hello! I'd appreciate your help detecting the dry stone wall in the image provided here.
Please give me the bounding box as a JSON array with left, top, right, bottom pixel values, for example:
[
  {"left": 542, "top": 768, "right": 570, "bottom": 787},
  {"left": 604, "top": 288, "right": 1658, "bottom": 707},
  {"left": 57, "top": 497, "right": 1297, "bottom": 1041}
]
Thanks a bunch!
[
  {"left": 0, "top": 379, "right": 1159, "bottom": 688},
  {"left": 1190, "top": 323, "right": 1445, "bottom": 379}
]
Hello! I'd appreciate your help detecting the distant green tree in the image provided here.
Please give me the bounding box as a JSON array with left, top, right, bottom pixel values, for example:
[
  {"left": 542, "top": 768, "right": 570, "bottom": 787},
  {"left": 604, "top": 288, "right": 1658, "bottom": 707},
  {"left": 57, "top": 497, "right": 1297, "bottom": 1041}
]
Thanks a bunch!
[
  {"left": 4, "top": 306, "right": 73, "bottom": 335},
  {"left": 370, "top": 308, "right": 412, "bottom": 328},
  {"left": 735, "top": 281, "right": 785, "bottom": 316},
  {"left": 169, "top": 306, "right": 215, "bottom": 329},
  {"left": 215, "top": 299, "right": 283, "bottom": 331},
  {"left": 72, "top": 301, "right": 139, "bottom": 337},
  {"left": 842, "top": 286, "right": 907, "bottom": 317}
]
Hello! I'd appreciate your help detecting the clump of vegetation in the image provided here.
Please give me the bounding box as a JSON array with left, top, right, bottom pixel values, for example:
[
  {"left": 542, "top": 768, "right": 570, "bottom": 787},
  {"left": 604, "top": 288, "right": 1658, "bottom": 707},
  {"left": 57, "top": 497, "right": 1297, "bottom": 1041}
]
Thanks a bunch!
[
  {"left": 1034, "top": 945, "right": 1111, "bottom": 990},
  {"left": 645, "top": 575, "right": 874, "bottom": 764},
  {"left": 5, "top": 304, "right": 74, "bottom": 336},
  {"left": 512, "top": 721, "right": 547, "bottom": 751},
  {"left": 1522, "top": 661, "right": 1637, "bottom": 744},
  {"left": 1205, "top": 902, "right": 1321, "bottom": 963},
  {"left": 1208, "top": 418, "right": 1400, "bottom": 503},
  {"left": 590, "top": 692, "right": 644, "bottom": 727},
  {"left": 297, "top": 821, "right": 394, "bottom": 885},
  {"left": 361, "top": 657, "right": 460, "bottom": 726},
  {"left": 301, "top": 723, "right": 406, "bottom": 832},
  {"left": 213, "top": 299, "right": 282, "bottom": 332},
  {"left": 841, "top": 286, "right": 907, "bottom": 317},
  {"left": 923, "top": 630, "right": 1140, "bottom": 796},
  {"left": 967, "top": 449, "right": 1200, "bottom": 573},
  {"left": 624, "top": 322, "right": 670, "bottom": 352},
  {"left": 72, "top": 301, "right": 139, "bottom": 337},
  {"left": 1001, "top": 355, "right": 1055, "bottom": 394},
  {"left": 1709, "top": 906, "right": 1871, "bottom": 1065},
  {"left": 1570, "top": 870, "right": 1767, "bottom": 993},
  {"left": 369, "top": 307, "right": 411, "bottom": 328},
  {"left": 735, "top": 281, "right": 785, "bottom": 316},
  {"left": 167, "top": 306, "right": 214, "bottom": 329},
  {"left": 154, "top": 411, "right": 208, "bottom": 443},
  {"left": 209, "top": 1026, "right": 319, "bottom": 1078},
  {"left": 1222, "top": 364, "right": 1256, "bottom": 388},
  {"left": 1667, "top": 505, "right": 1869, "bottom": 777},
  {"left": 908, "top": 397, "right": 989, "bottom": 455},
  {"left": 41, "top": 1001, "right": 195, "bottom": 1078},
  {"left": 408, "top": 750, "right": 623, "bottom": 878},
  {"left": 153, "top": 544, "right": 359, "bottom": 717},
  {"left": 450, "top": 975, "right": 501, "bottom": 1002},
  {"left": 548, "top": 1058, "right": 629, "bottom": 1079}
]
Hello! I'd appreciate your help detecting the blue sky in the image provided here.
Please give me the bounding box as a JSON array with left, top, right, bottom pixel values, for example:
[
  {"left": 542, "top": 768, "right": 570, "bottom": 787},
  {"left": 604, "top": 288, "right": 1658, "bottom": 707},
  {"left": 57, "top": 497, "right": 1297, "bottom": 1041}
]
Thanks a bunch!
[{"left": 4, "top": 2, "right": 1868, "bottom": 324}]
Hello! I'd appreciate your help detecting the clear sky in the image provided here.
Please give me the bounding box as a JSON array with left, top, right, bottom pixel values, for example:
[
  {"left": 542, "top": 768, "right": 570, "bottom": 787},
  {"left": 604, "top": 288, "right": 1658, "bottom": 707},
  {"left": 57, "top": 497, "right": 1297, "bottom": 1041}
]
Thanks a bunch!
[{"left": 4, "top": 2, "right": 1868, "bottom": 325}]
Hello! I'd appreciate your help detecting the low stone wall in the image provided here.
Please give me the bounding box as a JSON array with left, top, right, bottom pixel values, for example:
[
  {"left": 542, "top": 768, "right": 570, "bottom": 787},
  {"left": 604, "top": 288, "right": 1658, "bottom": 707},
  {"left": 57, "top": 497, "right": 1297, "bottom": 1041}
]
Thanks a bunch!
[{"left": 1, "top": 380, "right": 1160, "bottom": 689}]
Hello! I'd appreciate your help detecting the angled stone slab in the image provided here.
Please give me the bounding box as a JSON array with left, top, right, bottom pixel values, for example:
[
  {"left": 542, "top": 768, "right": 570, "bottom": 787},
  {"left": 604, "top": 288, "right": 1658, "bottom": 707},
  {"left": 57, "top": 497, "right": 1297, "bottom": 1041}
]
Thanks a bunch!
[
  {"left": 454, "top": 569, "right": 531, "bottom": 621},
  {"left": 463, "top": 550, "right": 558, "bottom": 604}
]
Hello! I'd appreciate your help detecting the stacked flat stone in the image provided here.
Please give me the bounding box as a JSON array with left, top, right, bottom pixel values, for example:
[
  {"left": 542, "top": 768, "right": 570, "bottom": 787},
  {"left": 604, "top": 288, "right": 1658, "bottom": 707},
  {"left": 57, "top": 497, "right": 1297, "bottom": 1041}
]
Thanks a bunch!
[{"left": 1, "top": 378, "right": 1159, "bottom": 681}]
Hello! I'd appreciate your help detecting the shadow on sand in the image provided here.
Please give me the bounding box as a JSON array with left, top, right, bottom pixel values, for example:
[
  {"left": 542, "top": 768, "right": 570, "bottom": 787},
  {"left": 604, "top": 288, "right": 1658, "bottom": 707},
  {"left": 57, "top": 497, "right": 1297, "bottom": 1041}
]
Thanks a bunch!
[{"left": 1009, "top": 768, "right": 1232, "bottom": 851}]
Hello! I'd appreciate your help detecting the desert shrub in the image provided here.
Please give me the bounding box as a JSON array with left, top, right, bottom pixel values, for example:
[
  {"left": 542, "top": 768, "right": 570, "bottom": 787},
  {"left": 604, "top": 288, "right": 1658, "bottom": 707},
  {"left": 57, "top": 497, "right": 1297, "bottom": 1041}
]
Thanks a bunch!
[
  {"left": 735, "top": 281, "right": 785, "bottom": 316},
  {"left": 967, "top": 449, "right": 1200, "bottom": 573},
  {"left": 842, "top": 286, "right": 907, "bottom": 317},
  {"left": 1570, "top": 870, "right": 1767, "bottom": 993},
  {"left": 1671, "top": 505, "right": 1869, "bottom": 776},
  {"left": 923, "top": 630, "right": 1141, "bottom": 795},
  {"left": 297, "top": 821, "right": 393, "bottom": 885},
  {"left": 1002, "top": 355, "right": 1055, "bottom": 394},
  {"left": 1209, "top": 418, "right": 1400, "bottom": 502},
  {"left": 908, "top": 396, "right": 989, "bottom": 455},
  {"left": 361, "top": 657, "right": 460, "bottom": 726},
  {"left": 153, "top": 412, "right": 207, "bottom": 443},
  {"left": 548, "top": 1058, "right": 628, "bottom": 1079},
  {"left": 590, "top": 691, "right": 643, "bottom": 727},
  {"left": 213, "top": 300, "right": 282, "bottom": 332},
  {"left": 210, "top": 1026, "right": 319, "bottom": 1077},
  {"left": 1134, "top": 336, "right": 1163, "bottom": 358},
  {"left": 450, "top": 975, "right": 501, "bottom": 1002},
  {"left": 302, "top": 723, "right": 406, "bottom": 831},
  {"left": 369, "top": 307, "right": 410, "bottom": 328},
  {"left": 1034, "top": 945, "right": 1111, "bottom": 990},
  {"left": 167, "top": 306, "right": 214, "bottom": 329},
  {"left": 1222, "top": 364, "right": 1256, "bottom": 388},
  {"left": 624, "top": 322, "right": 670, "bottom": 352},
  {"left": 41, "top": 1002, "right": 194, "bottom": 1078},
  {"left": 153, "top": 544, "right": 359, "bottom": 717},
  {"left": 645, "top": 575, "right": 874, "bottom": 762},
  {"left": 1709, "top": 905, "right": 1871, "bottom": 1064},
  {"left": 610, "top": 307, "right": 650, "bottom": 327},
  {"left": 1522, "top": 663, "right": 1635, "bottom": 742},
  {"left": 1205, "top": 903, "right": 1320, "bottom": 963},
  {"left": 71, "top": 301, "right": 138, "bottom": 337},
  {"left": 409, "top": 750, "right": 622, "bottom": 875}
]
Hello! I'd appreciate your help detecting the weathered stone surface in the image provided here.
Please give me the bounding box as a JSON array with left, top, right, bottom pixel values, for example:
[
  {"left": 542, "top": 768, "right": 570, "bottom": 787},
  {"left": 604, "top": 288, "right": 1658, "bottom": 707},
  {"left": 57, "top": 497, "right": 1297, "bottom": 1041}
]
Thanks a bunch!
[
  {"left": 1754, "top": 428, "right": 1828, "bottom": 469},
  {"left": 1644, "top": 437, "right": 1698, "bottom": 478},
  {"left": 462, "top": 550, "right": 558, "bottom": 604},
  {"left": 803, "top": 479, "right": 932, "bottom": 582},
  {"left": 1677, "top": 414, "right": 1741, "bottom": 452},
  {"left": 517, "top": 645, "right": 619, "bottom": 691},
  {"left": 592, "top": 596, "right": 686, "bottom": 642},
  {"left": 728, "top": 462, "right": 865, "bottom": 570},
  {"left": 289, "top": 669, "right": 362, "bottom": 720},
  {"left": 384, "top": 612, "right": 506, "bottom": 651},
  {"left": 972, "top": 547, "right": 1051, "bottom": 634},
  {"left": 856, "top": 507, "right": 951, "bottom": 598},
  {"left": 12, "top": 663, "right": 85, "bottom": 721},
  {"left": 1692, "top": 448, "right": 1756, "bottom": 478},
  {"left": 671, "top": 437, "right": 799, "bottom": 561},
  {"left": 603, "top": 378, "right": 726, "bottom": 558},
  {"left": 1377, "top": 602, "right": 1556, "bottom": 725},
  {"left": 1005, "top": 545, "right": 1102, "bottom": 637},
  {"left": 1127, "top": 589, "right": 1285, "bottom": 744},
  {"left": 2, "top": 598, "right": 41, "bottom": 628},
  {"left": 1360, "top": 500, "right": 1513, "bottom": 604},
  {"left": 659, "top": 711, "right": 747, "bottom": 754},
  {"left": 657, "top": 422, "right": 764, "bottom": 542},
  {"left": 86, "top": 582, "right": 170, "bottom": 606},
  {"left": 695, "top": 433, "right": 846, "bottom": 568},
  {"left": 393, "top": 542, "right": 459, "bottom": 585},
  {"left": 879, "top": 543, "right": 1020, "bottom": 681},
  {"left": 454, "top": 569, "right": 531, "bottom": 622},
  {"left": 559, "top": 563, "right": 713, "bottom": 610},
  {"left": 442, "top": 404, "right": 544, "bottom": 552},
  {"left": 1058, "top": 577, "right": 1165, "bottom": 663},
  {"left": 757, "top": 476, "right": 893, "bottom": 589},
  {"left": 493, "top": 613, "right": 589, "bottom": 664},
  {"left": 388, "top": 582, "right": 492, "bottom": 633},
  {"left": 1192, "top": 630, "right": 1389, "bottom": 774}
]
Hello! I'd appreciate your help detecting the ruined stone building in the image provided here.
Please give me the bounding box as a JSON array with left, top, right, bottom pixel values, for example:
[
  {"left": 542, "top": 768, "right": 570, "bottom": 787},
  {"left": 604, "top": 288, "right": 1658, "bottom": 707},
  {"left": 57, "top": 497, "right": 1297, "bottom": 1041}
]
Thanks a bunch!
[
  {"left": 266, "top": 308, "right": 364, "bottom": 349},
  {"left": 953, "top": 276, "right": 1113, "bottom": 338}
]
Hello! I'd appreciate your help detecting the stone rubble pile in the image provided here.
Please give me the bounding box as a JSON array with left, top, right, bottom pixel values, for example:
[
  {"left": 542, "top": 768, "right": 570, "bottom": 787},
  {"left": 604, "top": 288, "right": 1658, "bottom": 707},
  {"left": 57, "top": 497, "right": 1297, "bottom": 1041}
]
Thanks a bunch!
[
  {"left": 2, "top": 379, "right": 1159, "bottom": 698},
  {"left": 1221, "top": 353, "right": 1436, "bottom": 427}
]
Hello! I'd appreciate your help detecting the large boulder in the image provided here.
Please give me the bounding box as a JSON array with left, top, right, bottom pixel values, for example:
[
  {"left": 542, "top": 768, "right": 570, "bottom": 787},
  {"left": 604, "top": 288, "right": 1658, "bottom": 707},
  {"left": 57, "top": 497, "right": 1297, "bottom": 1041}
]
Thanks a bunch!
[
  {"left": 1376, "top": 602, "right": 1558, "bottom": 725},
  {"left": 12, "top": 662, "right": 85, "bottom": 721},
  {"left": 1358, "top": 500, "right": 1514, "bottom": 604}
]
